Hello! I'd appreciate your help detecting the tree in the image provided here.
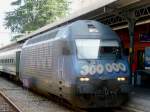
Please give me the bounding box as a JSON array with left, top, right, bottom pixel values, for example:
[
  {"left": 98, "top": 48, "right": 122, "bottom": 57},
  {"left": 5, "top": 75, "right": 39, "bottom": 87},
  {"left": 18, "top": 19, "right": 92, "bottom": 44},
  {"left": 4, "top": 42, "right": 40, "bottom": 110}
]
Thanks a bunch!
[
  {"left": 11, "top": 34, "right": 24, "bottom": 41},
  {"left": 5, "top": 0, "right": 69, "bottom": 33}
]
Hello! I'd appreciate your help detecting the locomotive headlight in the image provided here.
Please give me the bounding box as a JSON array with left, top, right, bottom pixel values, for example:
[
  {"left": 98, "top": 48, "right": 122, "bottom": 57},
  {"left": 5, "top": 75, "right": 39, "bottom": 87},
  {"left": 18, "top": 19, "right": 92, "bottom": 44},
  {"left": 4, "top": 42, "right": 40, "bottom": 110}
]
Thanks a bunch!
[
  {"left": 117, "top": 77, "right": 127, "bottom": 81},
  {"left": 118, "top": 63, "right": 126, "bottom": 72},
  {"left": 80, "top": 77, "right": 90, "bottom": 81}
]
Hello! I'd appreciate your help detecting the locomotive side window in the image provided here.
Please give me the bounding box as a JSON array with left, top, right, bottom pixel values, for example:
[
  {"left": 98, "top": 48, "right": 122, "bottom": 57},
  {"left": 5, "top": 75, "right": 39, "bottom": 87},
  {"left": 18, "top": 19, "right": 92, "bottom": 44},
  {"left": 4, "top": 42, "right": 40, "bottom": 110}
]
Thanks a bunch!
[{"left": 27, "top": 30, "right": 58, "bottom": 45}]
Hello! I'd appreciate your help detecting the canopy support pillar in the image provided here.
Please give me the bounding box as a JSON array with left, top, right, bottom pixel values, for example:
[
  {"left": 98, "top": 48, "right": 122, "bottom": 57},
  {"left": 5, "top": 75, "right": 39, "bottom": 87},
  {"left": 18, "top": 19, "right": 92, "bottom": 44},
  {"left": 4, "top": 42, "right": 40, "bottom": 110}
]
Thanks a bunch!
[{"left": 123, "top": 11, "right": 136, "bottom": 85}]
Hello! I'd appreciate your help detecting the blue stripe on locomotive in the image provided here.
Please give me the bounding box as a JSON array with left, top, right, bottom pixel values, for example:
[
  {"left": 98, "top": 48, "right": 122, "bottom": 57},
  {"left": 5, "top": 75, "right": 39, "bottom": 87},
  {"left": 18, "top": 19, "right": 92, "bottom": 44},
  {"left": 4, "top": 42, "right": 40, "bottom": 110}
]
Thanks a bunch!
[{"left": 76, "top": 57, "right": 129, "bottom": 79}]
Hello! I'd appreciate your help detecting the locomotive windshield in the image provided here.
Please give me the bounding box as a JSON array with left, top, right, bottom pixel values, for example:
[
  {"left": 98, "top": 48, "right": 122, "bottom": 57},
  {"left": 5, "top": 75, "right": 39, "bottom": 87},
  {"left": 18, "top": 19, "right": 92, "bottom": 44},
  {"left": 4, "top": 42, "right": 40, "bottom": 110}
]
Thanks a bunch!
[{"left": 75, "top": 39, "right": 121, "bottom": 59}]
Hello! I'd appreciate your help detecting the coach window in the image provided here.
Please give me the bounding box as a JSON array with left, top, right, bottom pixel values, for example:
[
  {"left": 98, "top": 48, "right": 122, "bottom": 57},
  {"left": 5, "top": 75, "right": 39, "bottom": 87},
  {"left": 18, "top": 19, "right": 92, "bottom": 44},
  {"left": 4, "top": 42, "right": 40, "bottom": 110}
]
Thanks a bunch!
[
  {"left": 14, "top": 59, "right": 16, "bottom": 64},
  {"left": 11, "top": 59, "right": 13, "bottom": 64},
  {"left": 12, "top": 59, "right": 14, "bottom": 64}
]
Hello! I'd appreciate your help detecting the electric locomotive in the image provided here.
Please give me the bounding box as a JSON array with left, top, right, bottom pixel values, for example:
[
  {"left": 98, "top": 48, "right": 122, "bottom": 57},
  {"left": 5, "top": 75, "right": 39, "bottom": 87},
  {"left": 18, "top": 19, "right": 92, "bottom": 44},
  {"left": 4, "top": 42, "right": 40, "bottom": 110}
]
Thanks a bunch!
[{"left": 0, "top": 20, "right": 130, "bottom": 108}]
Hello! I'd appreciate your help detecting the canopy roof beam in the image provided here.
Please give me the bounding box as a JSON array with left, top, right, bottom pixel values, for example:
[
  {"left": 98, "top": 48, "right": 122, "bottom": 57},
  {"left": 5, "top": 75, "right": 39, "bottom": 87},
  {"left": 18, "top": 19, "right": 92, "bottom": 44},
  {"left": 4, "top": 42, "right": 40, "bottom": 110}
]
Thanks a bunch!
[{"left": 98, "top": 4, "right": 150, "bottom": 27}]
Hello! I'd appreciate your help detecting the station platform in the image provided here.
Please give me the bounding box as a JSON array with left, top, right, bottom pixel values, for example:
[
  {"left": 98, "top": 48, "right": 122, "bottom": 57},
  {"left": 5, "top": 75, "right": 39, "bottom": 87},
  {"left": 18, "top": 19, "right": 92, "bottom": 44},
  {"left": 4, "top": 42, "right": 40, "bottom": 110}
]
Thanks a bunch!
[{"left": 126, "top": 87, "right": 150, "bottom": 112}]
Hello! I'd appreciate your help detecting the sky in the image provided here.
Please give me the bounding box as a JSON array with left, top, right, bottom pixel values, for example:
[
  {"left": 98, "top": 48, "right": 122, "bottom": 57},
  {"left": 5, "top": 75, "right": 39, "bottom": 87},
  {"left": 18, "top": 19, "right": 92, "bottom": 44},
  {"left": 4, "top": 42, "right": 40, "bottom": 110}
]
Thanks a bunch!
[{"left": 0, "top": 0, "right": 16, "bottom": 47}]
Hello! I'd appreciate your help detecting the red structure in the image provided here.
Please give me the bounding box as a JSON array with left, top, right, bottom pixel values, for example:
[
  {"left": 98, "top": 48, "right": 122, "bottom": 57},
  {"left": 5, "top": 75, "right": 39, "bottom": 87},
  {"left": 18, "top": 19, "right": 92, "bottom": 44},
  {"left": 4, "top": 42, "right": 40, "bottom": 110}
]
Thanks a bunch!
[{"left": 116, "top": 23, "right": 150, "bottom": 73}]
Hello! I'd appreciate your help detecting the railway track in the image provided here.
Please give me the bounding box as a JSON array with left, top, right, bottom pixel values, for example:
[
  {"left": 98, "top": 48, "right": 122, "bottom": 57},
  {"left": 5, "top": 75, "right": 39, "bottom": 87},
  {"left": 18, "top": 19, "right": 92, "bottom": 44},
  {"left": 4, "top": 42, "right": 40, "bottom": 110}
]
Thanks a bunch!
[
  {"left": 0, "top": 91, "right": 20, "bottom": 112},
  {"left": 0, "top": 77, "right": 73, "bottom": 112}
]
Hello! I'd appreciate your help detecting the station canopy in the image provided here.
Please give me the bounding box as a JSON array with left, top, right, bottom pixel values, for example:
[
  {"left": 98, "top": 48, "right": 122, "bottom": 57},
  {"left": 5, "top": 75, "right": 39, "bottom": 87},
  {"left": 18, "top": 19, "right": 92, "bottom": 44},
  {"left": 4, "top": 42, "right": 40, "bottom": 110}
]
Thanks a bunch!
[{"left": 3, "top": 0, "right": 150, "bottom": 45}]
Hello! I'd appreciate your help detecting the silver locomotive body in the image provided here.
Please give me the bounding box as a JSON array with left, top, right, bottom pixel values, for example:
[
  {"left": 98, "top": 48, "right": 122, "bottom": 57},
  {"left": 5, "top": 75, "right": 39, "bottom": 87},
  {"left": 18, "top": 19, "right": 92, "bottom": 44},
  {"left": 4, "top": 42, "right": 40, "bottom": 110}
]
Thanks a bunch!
[
  {"left": 19, "top": 20, "right": 130, "bottom": 108},
  {"left": 20, "top": 27, "right": 76, "bottom": 100}
]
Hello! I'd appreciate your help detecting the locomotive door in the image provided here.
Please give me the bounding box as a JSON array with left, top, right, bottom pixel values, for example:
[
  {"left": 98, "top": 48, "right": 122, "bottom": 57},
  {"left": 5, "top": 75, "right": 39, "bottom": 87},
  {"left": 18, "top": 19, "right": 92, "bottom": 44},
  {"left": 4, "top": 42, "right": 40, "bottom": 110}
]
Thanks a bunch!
[{"left": 58, "top": 55, "right": 64, "bottom": 97}]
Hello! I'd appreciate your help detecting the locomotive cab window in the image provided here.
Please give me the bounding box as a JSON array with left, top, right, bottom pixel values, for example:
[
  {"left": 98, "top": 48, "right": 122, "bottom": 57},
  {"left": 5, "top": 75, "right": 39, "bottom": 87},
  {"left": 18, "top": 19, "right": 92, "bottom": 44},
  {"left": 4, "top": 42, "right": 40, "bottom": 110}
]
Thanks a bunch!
[
  {"left": 99, "top": 41, "right": 121, "bottom": 59},
  {"left": 75, "top": 39, "right": 100, "bottom": 59},
  {"left": 75, "top": 39, "right": 121, "bottom": 59}
]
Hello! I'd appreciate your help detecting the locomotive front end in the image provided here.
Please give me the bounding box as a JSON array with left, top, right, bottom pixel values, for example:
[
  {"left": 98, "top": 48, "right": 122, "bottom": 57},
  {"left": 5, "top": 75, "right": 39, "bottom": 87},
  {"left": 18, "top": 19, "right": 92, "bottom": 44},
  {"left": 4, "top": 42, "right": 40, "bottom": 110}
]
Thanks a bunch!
[{"left": 74, "top": 39, "right": 130, "bottom": 108}]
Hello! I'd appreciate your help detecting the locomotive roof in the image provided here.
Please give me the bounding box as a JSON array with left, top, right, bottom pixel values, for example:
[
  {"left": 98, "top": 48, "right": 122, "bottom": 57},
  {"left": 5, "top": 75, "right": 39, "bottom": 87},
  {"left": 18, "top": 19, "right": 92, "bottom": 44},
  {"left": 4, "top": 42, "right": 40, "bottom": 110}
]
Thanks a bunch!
[
  {"left": 69, "top": 20, "right": 120, "bottom": 41},
  {"left": 26, "top": 20, "right": 120, "bottom": 44}
]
